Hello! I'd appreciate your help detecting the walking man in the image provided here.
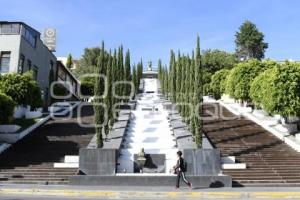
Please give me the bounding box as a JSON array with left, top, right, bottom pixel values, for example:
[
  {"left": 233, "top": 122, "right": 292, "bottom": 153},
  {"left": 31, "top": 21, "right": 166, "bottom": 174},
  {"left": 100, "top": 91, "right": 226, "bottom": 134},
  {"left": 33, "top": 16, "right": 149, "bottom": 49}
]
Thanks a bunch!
[{"left": 173, "top": 151, "right": 192, "bottom": 189}]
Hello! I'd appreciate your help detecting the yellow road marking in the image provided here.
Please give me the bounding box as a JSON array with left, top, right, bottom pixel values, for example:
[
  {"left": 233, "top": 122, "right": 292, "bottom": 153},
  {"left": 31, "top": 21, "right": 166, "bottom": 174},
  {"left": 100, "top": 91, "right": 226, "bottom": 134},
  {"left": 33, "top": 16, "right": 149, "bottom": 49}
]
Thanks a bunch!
[{"left": 2, "top": 188, "right": 300, "bottom": 199}]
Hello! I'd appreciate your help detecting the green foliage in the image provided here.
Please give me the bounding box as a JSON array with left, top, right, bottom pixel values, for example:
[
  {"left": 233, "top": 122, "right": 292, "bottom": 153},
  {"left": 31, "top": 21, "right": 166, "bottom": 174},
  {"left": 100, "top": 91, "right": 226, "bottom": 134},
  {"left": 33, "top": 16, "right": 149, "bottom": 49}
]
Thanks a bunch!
[
  {"left": 132, "top": 65, "right": 137, "bottom": 95},
  {"left": 0, "top": 93, "right": 16, "bottom": 124},
  {"left": 28, "top": 82, "right": 43, "bottom": 109},
  {"left": 251, "top": 62, "right": 300, "bottom": 117},
  {"left": 94, "top": 41, "right": 105, "bottom": 148},
  {"left": 235, "top": 20, "right": 268, "bottom": 60},
  {"left": 201, "top": 49, "right": 237, "bottom": 73},
  {"left": 210, "top": 69, "right": 230, "bottom": 99},
  {"left": 194, "top": 35, "right": 203, "bottom": 148},
  {"left": 124, "top": 49, "right": 131, "bottom": 98},
  {"left": 80, "top": 76, "right": 95, "bottom": 96},
  {"left": 225, "top": 59, "right": 265, "bottom": 102},
  {"left": 0, "top": 71, "right": 43, "bottom": 107},
  {"left": 53, "top": 83, "right": 69, "bottom": 97},
  {"left": 66, "top": 53, "right": 73, "bottom": 69}
]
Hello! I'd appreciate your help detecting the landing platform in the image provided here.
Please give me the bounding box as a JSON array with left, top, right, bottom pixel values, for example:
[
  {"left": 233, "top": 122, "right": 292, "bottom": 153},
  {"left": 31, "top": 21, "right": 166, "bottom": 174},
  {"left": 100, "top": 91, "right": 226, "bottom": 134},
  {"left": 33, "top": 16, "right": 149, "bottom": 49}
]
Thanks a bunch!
[{"left": 69, "top": 174, "right": 232, "bottom": 187}]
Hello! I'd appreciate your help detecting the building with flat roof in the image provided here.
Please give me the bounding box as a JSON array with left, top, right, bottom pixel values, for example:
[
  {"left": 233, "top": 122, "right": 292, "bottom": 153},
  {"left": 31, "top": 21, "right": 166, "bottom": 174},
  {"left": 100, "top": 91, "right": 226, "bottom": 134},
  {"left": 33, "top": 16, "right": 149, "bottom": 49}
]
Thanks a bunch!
[
  {"left": 0, "top": 21, "right": 57, "bottom": 105},
  {"left": 0, "top": 21, "right": 80, "bottom": 105}
]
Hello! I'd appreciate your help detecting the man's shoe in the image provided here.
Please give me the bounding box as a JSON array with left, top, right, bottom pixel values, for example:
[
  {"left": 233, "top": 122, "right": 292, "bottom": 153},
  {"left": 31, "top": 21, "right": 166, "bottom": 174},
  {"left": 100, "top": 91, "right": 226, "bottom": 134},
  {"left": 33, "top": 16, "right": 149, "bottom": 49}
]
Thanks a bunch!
[{"left": 188, "top": 182, "right": 192, "bottom": 190}]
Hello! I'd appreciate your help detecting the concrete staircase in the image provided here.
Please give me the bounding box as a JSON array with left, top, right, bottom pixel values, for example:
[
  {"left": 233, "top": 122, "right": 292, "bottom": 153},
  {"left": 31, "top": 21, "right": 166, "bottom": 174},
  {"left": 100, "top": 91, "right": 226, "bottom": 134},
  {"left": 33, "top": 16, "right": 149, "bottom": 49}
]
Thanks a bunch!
[
  {"left": 0, "top": 104, "right": 95, "bottom": 185},
  {"left": 204, "top": 103, "right": 300, "bottom": 187}
]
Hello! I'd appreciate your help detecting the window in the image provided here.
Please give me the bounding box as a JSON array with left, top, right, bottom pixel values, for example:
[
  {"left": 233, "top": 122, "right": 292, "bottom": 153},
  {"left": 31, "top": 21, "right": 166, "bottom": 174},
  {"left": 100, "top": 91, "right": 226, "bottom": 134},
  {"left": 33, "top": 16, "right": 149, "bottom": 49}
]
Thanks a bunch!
[
  {"left": 33, "top": 66, "right": 38, "bottom": 80},
  {"left": 23, "top": 28, "right": 37, "bottom": 48},
  {"left": 18, "top": 54, "right": 25, "bottom": 73},
  {"left": 0, "top": 24, "right": 20, "bottom": 34},
  {"left": 0, "top": 52, "right": 11, "bottom": 73},
  {"left": 27, "top": 59, "right": 32, "bottom": 71},
  {"left": 50, "top": 60, "right": 54, "bottom": 70}
]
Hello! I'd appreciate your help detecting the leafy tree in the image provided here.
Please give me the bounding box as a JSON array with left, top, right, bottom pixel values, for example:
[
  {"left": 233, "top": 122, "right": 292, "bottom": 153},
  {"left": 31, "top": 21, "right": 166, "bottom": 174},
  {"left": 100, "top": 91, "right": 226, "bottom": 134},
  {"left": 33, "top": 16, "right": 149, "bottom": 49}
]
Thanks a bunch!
[
  {"left": 66, "top": 53, "right": 73, "bottom": 69},
  {"left": 201, "top": 49, "right": 237, "bottom": 73},
  {"left": 80, "top": 76, "right": 95, "bottom": 96},
  {"left": 235, "top": 20, "right": 268, "bottom": 60},
  {"left": 225, "top": 59, "right": 265, "bottom": 102},
  {"left": 210, "top": 69, "right": 230, "bottom": 99},
  {"left": 252, "top": 62, "right": 300, "bottom": 117},
  {"left": 0, "top": 71, "right": 42, "bottom": 107},
  {"left": 0, "top": 93, "right": 16, "bottom": 124}
]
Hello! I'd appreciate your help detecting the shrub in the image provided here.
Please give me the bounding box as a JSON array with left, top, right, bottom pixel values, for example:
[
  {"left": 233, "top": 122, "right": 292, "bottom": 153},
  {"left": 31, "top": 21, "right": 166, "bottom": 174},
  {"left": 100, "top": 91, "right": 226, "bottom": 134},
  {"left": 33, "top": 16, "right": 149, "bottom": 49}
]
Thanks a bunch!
[
  {"left": 258, "top": 62, "right": 300, "bottom": 117},
  {"left": 28, "top": 82, "right": 43, "bottom": 109},
  {"left": 225, "top": 59, "right": 268, "bottom": 102},
  {"left": 53, "top": 83, "right": 69, "bottom": 97},
  {"left": 0, "top": 72, "right": 43, "bottom": 108},
  {"left": 80, "top": 77, "right": 95, "bottom": 96},
  {"left": 0, "top": 93, "right": 16, "bottom": 124},
  {"left": 0, "top": 72, "right": 32, "bottom": 105},
  {"left": 210, "top": 69, "right": 230, "bottom": 99}
]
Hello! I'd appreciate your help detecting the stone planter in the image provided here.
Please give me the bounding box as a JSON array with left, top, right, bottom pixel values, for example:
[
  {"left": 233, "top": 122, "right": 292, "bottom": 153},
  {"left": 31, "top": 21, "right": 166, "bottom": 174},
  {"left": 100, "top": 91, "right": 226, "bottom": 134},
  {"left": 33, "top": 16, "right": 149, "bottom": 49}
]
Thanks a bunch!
[
  {"left": 221, "top": 94, "right": 235, "bottom": 103},
  {"left": 0, "top": 125, "right": 21, "bottom": 144},
  {"left": 275, "top": 123, "right": 298, "bottom": 133},
  {"left": 13, "top": 106, "right": 27, "bottom": 118},
  {"left": 25, "top": 110, "right": 43, "bottom": 119},
  {"left": 48, "top": 106, "right": 60, "bottom": 113},
  {"left": 253, "top": 109, "right": 269, "bottom": 118},
  {"left": 0, "top": 125, "right": 21, "bottom": 133}
]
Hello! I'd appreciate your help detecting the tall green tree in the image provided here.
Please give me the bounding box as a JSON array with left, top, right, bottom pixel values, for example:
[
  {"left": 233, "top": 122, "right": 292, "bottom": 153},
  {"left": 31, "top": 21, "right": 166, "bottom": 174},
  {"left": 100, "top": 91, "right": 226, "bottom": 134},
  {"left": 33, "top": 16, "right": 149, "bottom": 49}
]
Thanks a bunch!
[
  {"left": 194, "top": 35, "right": 203, "bottom": 148},
  {"left": 124, "top": 49, "right": 131, "bottom": 99},
  {"left": 170, "top": 50, "right": 176, "bottom": 103},
  {"left": 117, "top": 46, "right": 124, "bottom": 99},
  {"left": 104, "top": 50, "right": 113, "bottom": 133},
  {"left": 132, "top": 65, "right": 137, "bottom": 95},
  {"left": 66, "top": 53, "right": 73, "bottom": 69},
  {"left": 94, "top": 41, "right": 105, "bottom": 148},
  {"left": 235, "top": 20, "right": 268, "bottom": 60},
  {"left": 201, "top": 49, "right": 237, "bottom": 73}
]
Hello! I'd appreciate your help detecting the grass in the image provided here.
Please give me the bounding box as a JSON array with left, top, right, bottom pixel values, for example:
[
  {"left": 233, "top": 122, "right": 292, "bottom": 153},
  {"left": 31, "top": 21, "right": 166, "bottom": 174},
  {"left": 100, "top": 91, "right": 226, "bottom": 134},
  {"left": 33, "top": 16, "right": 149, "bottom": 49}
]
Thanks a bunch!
[{"left": 12, "top": 118, "right": 39, "bottom": 132}]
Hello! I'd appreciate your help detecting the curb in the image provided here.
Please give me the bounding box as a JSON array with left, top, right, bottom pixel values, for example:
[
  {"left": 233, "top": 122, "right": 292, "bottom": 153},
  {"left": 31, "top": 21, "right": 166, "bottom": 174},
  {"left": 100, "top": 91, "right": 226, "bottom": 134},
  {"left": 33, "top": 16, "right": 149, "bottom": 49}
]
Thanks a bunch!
[{"left": 2, "top": 188, "right": 300, "bottom": 199}]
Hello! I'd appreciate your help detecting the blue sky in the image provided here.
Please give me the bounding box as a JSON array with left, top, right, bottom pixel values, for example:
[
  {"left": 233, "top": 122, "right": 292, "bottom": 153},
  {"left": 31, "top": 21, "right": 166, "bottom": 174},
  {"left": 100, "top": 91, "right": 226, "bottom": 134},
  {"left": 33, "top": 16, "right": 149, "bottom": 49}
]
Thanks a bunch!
[{"left": 1, "top": 0, "right": 300, "bottom": 66}]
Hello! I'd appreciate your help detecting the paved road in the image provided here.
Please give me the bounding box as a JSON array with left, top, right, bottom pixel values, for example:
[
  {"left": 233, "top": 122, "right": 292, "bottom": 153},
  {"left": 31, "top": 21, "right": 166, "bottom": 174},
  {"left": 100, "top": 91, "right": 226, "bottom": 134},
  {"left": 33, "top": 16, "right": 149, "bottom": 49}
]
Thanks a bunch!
[{"left": 1, "top": 184, "right": 300, "bottom": 199}]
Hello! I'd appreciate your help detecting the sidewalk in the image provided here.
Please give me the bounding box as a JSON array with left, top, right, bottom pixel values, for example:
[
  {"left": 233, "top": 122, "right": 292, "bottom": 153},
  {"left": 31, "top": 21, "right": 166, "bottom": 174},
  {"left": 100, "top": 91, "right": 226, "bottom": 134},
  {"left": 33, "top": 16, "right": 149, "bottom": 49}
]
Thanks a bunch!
[{"left": 1, "top": 184, "right": 300, "bottom": 199}]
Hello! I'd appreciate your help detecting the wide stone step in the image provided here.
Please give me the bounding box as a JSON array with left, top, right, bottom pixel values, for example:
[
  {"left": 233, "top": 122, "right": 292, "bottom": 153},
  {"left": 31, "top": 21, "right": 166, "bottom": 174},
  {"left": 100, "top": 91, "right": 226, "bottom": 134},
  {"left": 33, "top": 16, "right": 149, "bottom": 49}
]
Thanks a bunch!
[
  {"left": 0, "top": 175, "right": 71, "bottom": 179},
  {"left": 0, "top": 180, "right": 68, "bottom": 185}
]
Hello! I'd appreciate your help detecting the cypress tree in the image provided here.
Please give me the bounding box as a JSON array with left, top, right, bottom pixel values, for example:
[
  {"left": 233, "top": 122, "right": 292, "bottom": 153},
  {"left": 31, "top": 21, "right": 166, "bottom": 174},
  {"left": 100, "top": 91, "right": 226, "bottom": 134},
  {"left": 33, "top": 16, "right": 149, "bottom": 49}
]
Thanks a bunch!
[
  {"left": 105, "top": 50, "right": 113, "bottom": 132},
  {"left": 66, "top": 53, "right": 73, "bottom": 69},
  {"left": 94, "top": 41, "right": 105, "bottom": 148},
  {"left": 194, "top": 35, "right": 203, "bottom": 148},
  {"left": 132, "top": 65, "right": 137, "bottom": 95},
  {"left": 124, "top": 49, "right": 131, "bottom": 99},
  {"left": 117, "top": 46, "right": 124, "bottom": 100},
  {"left": 170, "top": 50, "right": 176, "bottom": 103},
  {"left": 176, "top": 52, "right": 182, "bottom": 112}
]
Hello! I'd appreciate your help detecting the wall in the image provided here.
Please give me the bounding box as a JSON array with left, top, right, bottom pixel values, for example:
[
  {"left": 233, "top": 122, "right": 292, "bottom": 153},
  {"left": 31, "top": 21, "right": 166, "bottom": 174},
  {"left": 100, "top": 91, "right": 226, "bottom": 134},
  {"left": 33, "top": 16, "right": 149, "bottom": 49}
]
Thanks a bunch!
[
  {"left": 0, "top": 35, "right": 21, "bottom": 72},
  {"left": 19, "top": 36, "right": 57, "bottom": 104}
]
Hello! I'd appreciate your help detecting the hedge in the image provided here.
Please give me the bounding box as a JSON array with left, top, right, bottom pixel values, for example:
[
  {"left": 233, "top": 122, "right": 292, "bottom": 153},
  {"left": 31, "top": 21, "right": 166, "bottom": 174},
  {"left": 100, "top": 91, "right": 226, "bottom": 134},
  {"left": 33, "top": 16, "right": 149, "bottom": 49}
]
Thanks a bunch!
[
  {"left": 0, "top": 93, "right": 16, "bottom": 124},
  {"left": 250, "top": 62, "right": 300, "bottom": 117},
  {"left": 210, "top": 69, "right": 230, "bottom": 99}
]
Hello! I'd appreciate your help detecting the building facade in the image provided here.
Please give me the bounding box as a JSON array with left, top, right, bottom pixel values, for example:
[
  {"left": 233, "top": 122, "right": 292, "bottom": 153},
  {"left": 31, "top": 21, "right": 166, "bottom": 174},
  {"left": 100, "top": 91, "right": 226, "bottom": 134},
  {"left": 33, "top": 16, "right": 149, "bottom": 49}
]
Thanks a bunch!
[
  {"left": 56, "top": 61, "right": 80, "bottom": 100},
  {"left": 0, "top": 21, "right": 57, "bottom": 105}
]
